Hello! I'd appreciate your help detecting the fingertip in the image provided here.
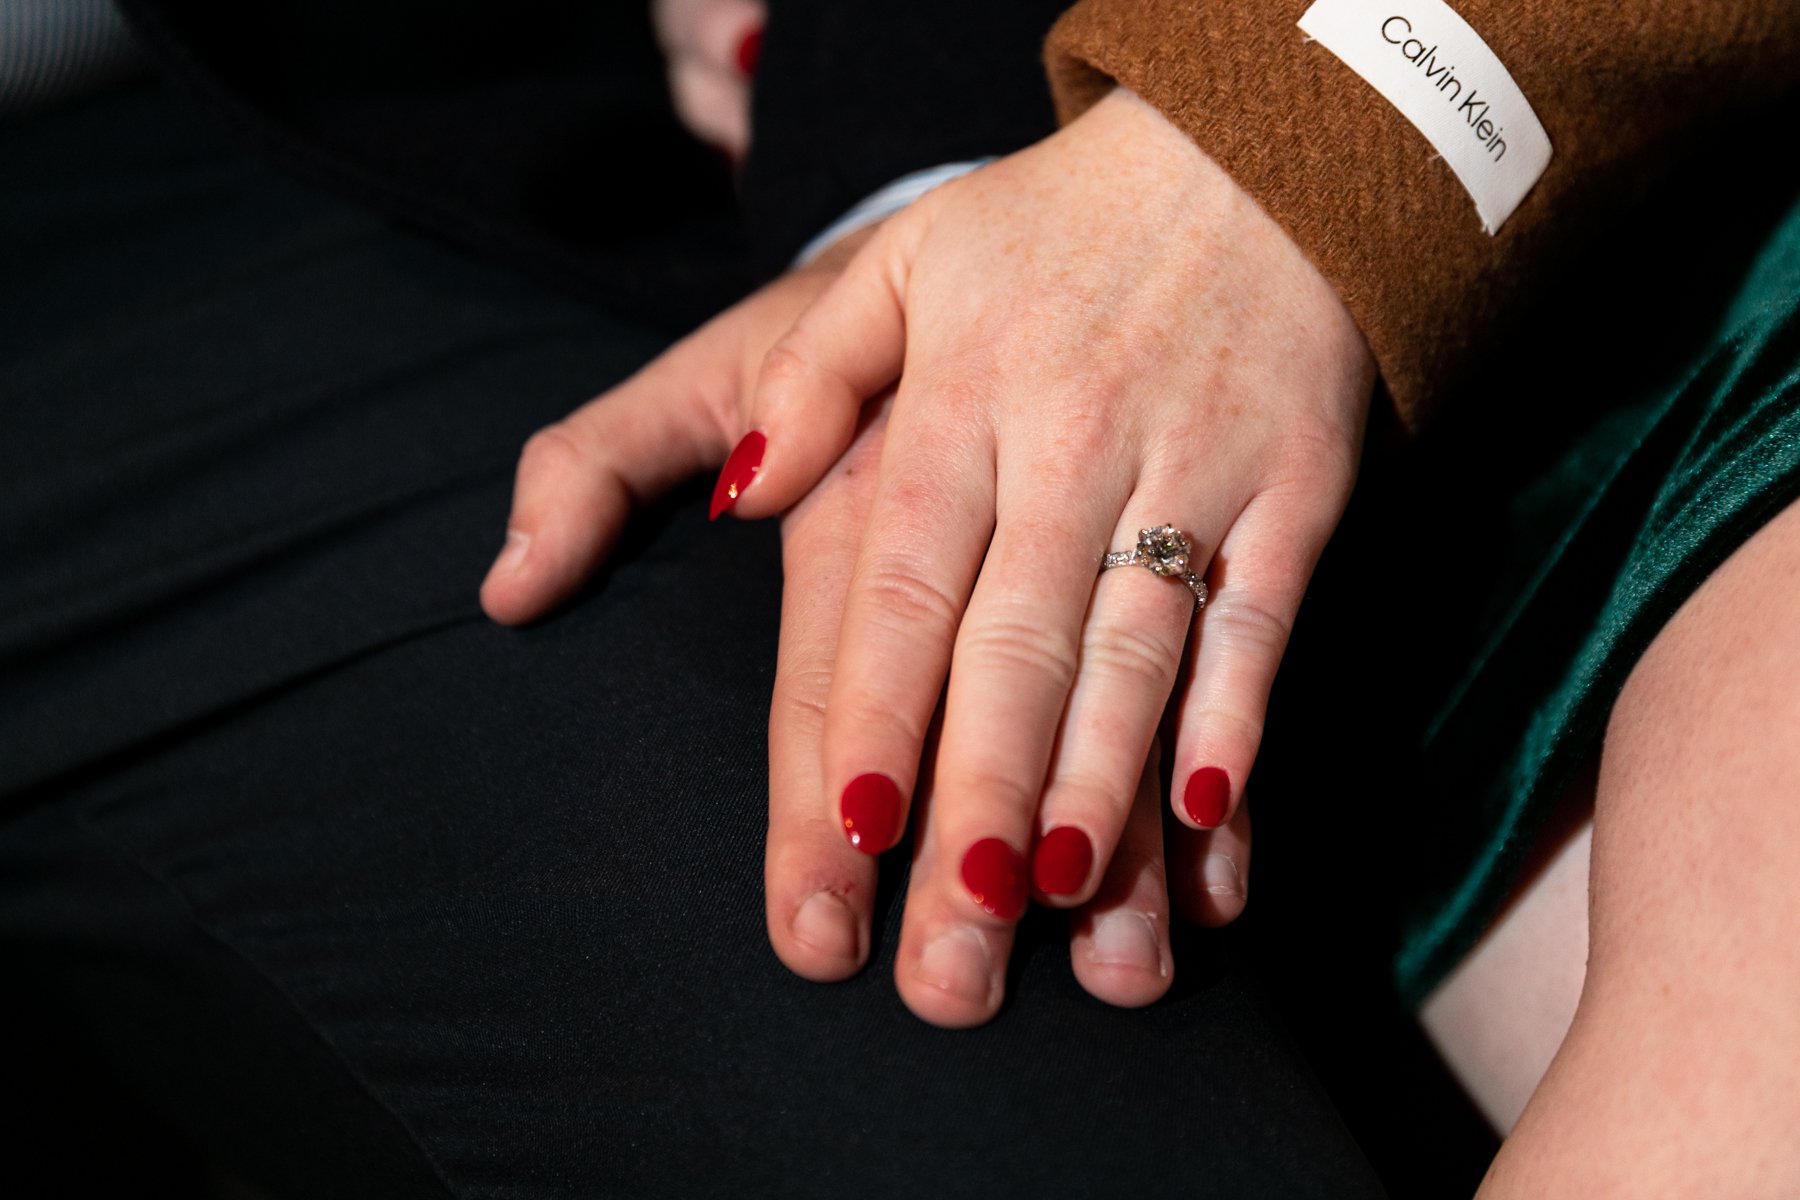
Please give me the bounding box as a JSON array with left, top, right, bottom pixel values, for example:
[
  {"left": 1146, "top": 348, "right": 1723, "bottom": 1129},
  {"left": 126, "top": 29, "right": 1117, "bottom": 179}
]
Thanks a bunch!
[
  {"left": 727, "top": 240, "right": 906, "bottom": 519},
  {"left": 479, "top": 520, "right": 597, "bottom": 627},
  {"left": 1074, "top": 910, "right": 1174, "bottom": 1008},
  {"left": 1077, "top": 966, "right": 1174, "bottom": 1010},
  {"left": 1177, "top": 765, "right": 1232, "bottom": 829},
  {"left": 727, "top": 355, "right": 863, "bottom": 521},
  {"left": 490, "top": 421, "right": 640, "bottom": 618},
  {"left": 479, "top": 530, "right": 541, "bottom": 626},
  {"left": 734, "top": 25, "right": 762, "bottom": 77},
  {"left": 901, "top": 925, "right": 1003, "bottom": 1028},
  {"left": 1030, "top": 824, "right": 1096, "bottom": 903},
  {"left": 764, "top": 825, "right": 878, "bottom": 984},
  {"left": 900, "top": 986, "right": 997, "bottom": 1030},
  {"left": 1194, "top": 851, "right": 1249, "bottom": 927},
  {"left": 840, "top": 771, "right": 906, "bottom": 855},
  {"left": 770, "top": 888, "right": 867, "bottom": 983},
  {"left": 709, "top": 429, "right": 766, "bottom": 520}
]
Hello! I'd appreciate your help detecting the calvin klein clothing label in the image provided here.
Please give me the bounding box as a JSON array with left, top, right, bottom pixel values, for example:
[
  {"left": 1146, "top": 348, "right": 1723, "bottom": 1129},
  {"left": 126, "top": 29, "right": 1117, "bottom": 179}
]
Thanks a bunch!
[{"left": 1298, "top": 0, "right": 1551, "bottom": 233}]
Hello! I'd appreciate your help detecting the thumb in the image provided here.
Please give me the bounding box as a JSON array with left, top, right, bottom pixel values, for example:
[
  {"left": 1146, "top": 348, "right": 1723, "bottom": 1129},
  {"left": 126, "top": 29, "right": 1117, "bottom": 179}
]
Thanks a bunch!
[
  {"left": 712, "top": 219, "right": 910, "bottom": 521},
  {"left": 480, "top": 320, "right": 739, "bottom": 626}
]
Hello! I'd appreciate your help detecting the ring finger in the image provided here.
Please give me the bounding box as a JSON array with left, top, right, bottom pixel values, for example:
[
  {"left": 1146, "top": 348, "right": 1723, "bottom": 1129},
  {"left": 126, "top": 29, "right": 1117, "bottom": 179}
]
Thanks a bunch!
[{"left": 1029, "top": 486, "right": 1238, "bottom": 915}]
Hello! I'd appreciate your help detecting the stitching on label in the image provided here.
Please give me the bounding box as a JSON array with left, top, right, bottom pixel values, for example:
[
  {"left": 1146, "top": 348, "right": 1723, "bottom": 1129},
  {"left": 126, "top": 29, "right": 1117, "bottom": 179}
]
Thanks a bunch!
[{"left": 1298, "top": 0, "right": 1553, "bottom": 234}]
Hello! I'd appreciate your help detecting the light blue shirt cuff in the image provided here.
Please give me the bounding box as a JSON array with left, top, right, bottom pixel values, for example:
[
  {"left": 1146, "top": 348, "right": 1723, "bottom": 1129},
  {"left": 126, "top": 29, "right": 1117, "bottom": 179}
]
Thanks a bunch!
[{"left": 791, "top": 158, "right": 997, "bottom": 267}]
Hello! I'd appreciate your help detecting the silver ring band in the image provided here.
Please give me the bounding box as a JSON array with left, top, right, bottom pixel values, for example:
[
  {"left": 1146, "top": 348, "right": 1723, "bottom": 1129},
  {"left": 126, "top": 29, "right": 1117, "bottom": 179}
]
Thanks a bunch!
[{"left": 1099, "top": 525, "right": 1209, "bottom": 610}]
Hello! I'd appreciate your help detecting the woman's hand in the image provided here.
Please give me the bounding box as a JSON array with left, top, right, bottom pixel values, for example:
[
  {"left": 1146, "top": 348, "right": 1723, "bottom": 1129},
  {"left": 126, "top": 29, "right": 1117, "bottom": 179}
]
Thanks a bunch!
[
  {"left": 480, "top": 204, "right": 1254, "bottom": 1019},
  {"left": 767, "top": 395, "right": 1221, "bottom": 1013},
  {"left": 484, "top": 85, "right": 1374, "bottom": 1028},
  {"left": 723, "top": 88, "right": 1375, "bottom": 1026}
]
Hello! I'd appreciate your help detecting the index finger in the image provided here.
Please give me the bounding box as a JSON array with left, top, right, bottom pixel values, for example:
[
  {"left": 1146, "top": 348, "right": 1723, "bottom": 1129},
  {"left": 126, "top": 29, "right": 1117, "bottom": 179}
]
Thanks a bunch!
[{"left": 764, "top": 398, "right": 893, "bottom": 980}]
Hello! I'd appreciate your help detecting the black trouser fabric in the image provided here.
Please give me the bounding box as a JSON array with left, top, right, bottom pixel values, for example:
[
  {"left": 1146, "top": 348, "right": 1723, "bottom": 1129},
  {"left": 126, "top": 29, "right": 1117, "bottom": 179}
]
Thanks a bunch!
[{"left": 0, "top": 83, "right": 1389, "bottom": 1199}]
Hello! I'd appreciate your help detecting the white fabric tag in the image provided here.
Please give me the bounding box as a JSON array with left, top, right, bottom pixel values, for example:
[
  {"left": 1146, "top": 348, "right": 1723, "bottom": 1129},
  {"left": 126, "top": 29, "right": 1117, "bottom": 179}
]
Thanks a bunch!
[{"left": 1298, "top": 0, "right": 1551, "bottom": 234}]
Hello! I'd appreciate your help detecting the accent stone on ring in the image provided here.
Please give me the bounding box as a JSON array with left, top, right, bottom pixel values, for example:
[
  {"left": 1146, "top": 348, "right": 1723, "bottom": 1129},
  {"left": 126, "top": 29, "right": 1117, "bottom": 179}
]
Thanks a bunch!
[{"left": 1099, "top": 525, "right": 1209, "bottom": 609}]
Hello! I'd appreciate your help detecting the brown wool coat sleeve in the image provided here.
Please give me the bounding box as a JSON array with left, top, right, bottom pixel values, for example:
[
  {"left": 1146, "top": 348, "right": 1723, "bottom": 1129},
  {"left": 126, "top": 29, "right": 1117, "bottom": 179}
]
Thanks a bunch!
[{"left": 1043, "top": 0, "right": 1800, "bottom": 425}]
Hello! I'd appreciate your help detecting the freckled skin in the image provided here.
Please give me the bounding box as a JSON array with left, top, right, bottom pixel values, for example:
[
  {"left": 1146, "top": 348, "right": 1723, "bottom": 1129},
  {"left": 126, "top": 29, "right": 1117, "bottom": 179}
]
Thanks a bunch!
[
  {"left": 485, "top": 88, "right": 1373, "bottom": 1029},
  {"left": 746, "top": 89, "right": 1373, "bottom": 1029}
]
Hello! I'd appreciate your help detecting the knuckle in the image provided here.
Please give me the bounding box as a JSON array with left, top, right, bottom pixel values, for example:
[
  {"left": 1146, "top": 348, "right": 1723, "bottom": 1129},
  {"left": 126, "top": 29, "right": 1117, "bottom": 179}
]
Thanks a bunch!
[
  {"left": 879, "top": 464, "right": 962, "bottom": 519},
  {"left": 1083, "top": 621, "right": 1183, "bottom": 693},
  {"left": 1049, "top": 771, "right": 1138, "bottom": 822},
  {"left": 983, "top": 514, "right": 1081, "bottom": 574},
  {"left": 1263, "top": 542, "right": 1319, "bottom": 598},
  {"left": 1271, "top": 420, "right": 1360, "bottom": 493},
  {"left": 1184, "top": 704, "right": 1266, "bottom": 759},
  {"left": 771, "top": 665, "right": 834, "bottom": 741},
  {"left": 942, "top": 764, "right": 1040, "bottom": 818},
  {"left": 1040, "top": 406, "right": 1115, "bottom": 462},
  {"left": 788, "top": 814, "right": 853, "bottom": 852},
  {"left": 1160, "top": 413, "right": 1207, "bottom": 447},
  {"left": 761, "top": 331, "right": 864, "bottom": 411},
  {"left": 1026, "top": 447, "right": 1121, "bottom": 512},
  {"left": 959, "top": 610, "right": 1080, "bottom": 687},
  {"left": 517, "top": 423, "right": 592, "bottom": 476},
  {"left": 1207, "top": 593, "right": 1295, "bottom": 662},
  {"left": 856, "top": 560, "right": 964, "bottom": 647},
  {"left": 1151, "top": 419, "right": 1207, "bottom": 466},
  {"left": 914, "top": 361, "right": 1002, "bottom": 419},
  {"left": 757, "top": 339, "right": 819, "bottom": 396},
  {"left": 830, "top": 688, "right": 933, "bottom": 754}
]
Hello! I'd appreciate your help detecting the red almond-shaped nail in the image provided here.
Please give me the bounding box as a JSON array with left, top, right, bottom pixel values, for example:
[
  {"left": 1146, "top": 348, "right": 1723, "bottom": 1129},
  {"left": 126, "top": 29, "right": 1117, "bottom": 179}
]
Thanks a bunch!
[
  {"left": 709, "top": 430, "right": 766, "bottom": 520},
  {"left": 1031, "top": 826, "right": 1093, "bottom": 896},
  {"left": 961, "top": 838, "right": 1027, "bottom": 920},
  {"left": 735, "top": 27, "right": 763, "bottom": 77},
  {"left": 1183, "top": 767, "right": 1231, "bottom": 828},
  {"left": 840, "top": 772, "right": 903, "bottom": 854}
]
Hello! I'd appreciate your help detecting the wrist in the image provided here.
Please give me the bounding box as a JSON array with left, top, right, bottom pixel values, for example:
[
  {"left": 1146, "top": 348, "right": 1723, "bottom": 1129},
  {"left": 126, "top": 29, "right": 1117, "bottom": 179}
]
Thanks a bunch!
[{"left": 1076, "top": 88, "right": 1377, "bottom": 427}]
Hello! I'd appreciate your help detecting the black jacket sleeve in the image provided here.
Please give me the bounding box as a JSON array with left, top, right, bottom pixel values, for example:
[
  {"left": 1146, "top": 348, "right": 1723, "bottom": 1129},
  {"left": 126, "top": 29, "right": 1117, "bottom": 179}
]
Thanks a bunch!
[
  {"left": 744, "top": 0, "right": 1069, "bottom": 269},
  {"left": 118, "top": 1, "right": 1074, "bottom": 324},
  {"left": 118, "top": 0, "right": 755, "bottom": 329}
]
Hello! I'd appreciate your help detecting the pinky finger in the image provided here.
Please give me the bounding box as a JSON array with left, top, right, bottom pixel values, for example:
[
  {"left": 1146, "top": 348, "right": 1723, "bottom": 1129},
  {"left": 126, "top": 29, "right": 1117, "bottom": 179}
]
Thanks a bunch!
[
  {"left": 1169, "top": 493, "right": 1330, "bottom": 832},
  {"left": 1068, "top": 742, "right": 1174, "bottom": 1008}
]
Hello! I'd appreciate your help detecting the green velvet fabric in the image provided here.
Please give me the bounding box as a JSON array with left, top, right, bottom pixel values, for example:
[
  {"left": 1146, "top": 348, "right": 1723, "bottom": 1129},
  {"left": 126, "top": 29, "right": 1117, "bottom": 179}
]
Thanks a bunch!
[{"left": 1393, "top": 192, "right": 1800, "bottom": 1006}]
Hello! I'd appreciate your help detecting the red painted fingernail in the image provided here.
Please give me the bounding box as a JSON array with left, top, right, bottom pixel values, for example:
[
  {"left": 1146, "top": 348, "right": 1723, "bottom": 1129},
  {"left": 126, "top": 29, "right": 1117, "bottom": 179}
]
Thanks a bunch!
[
  {"left": 735, "top": 27, "right": 763, "bottom": 77},
  {"left": 961, "top": 838, "right": 1027, "bottom": 919},
  {"left": 1182, "top": 767, "right": 1231, "bottom": 828},
  {"left": 709, "top": 430, "right": 765, "bottom": 520},
  {"left": 840, "top": 773, "right": 904, "bottom": 854},
  {"left": 1031, "top": 826, "right": 1093, "bottom": 896}
]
